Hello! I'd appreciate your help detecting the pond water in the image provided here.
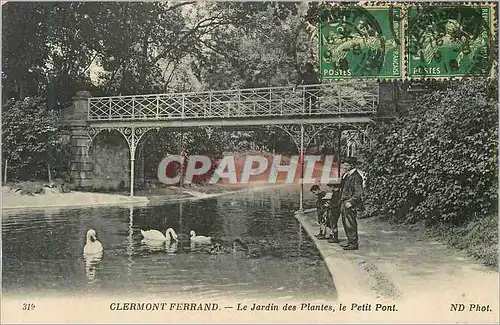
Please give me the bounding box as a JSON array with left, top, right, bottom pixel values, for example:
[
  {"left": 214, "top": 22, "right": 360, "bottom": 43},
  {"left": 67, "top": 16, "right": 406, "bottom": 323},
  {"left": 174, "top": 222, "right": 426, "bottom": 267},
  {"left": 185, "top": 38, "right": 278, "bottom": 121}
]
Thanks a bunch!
[{"left": 2, "top": 188, "right": 337, "bottom": 300}]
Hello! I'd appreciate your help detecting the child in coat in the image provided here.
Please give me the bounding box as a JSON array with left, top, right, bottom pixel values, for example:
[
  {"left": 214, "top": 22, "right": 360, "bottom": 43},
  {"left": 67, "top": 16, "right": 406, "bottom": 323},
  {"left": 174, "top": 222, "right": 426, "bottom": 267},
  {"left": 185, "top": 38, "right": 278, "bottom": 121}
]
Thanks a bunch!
[
  {"left": 326, "top": 182, "right": 342, "bottom": 243},
  {"left": 310, "top": 184, "right": 329, "bottom": 239}
]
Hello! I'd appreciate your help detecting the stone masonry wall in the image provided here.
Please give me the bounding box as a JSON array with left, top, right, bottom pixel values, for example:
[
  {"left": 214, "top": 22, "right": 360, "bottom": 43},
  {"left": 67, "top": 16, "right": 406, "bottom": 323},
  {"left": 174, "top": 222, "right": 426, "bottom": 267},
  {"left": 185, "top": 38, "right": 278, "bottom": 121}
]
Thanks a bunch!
[{"left": 90, "top": 132, "right": 130, "bottom": 190}]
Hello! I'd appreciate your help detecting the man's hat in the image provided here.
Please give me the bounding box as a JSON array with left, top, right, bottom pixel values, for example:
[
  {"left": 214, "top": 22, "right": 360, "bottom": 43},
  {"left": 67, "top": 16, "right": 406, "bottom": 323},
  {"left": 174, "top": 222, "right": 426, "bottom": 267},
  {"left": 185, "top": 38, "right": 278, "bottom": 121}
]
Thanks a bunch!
[
  {"left": 327, "top": 182, "right": 342, "bottom": 188},
  {"left": 309, "top": 184, "right": 321, "bottom": 192},
  {"left": 342, "top": 156, "right": 359, "bottom": 165}
]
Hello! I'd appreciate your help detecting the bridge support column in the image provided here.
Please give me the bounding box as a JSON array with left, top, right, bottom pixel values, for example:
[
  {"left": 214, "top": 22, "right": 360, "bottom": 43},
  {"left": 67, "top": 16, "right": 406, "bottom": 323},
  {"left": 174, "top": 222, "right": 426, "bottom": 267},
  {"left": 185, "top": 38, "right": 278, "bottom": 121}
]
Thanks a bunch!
[
  {"left": 299, "top": 124, "right": 304, "bottom": 211},
  {"left": 124, "top": 128, "right": 138, "bottom": 197},
  {"left": 273, "top": 123, "right": 339, "bottom": 212},
  {"left": 112, "top": 126, "right": 153, "bottom": 197},
  {"left": 130, "top": 156, "right": 135, "bottom": 197},
  {"left": 62, "top": 91, "right": 93, "bottom": 188}
]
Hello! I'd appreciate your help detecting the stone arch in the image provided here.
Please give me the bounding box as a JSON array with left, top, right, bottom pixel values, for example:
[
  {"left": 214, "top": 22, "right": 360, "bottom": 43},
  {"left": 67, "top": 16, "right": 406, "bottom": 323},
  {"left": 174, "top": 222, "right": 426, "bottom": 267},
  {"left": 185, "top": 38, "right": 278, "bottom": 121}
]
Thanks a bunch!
[
  {"left": 87, "top": 126, "right": 158, "bottom": 195},
  {"left": 86, "top": 128, "right": 130, "bottom": 191}
]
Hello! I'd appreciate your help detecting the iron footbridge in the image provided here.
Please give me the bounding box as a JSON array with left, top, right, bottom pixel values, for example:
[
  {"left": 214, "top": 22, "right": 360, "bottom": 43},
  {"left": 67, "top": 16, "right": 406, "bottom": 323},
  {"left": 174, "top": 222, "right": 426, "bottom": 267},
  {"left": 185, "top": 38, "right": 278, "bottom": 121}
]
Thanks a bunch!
[
  {"left": 87, "top": 83, "right": 378, "bottom": 128},
  {"left": 69, "top": 82, "right": 379, "bottom": 199}
]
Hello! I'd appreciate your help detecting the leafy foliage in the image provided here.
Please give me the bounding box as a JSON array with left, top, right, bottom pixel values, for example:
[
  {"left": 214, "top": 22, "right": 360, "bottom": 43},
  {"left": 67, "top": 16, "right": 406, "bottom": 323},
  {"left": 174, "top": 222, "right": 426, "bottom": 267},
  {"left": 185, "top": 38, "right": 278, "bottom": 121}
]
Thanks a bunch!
[
  {"left": 2, "top": 97, "right": 62, "bottom": 181},
  {"left": 1, "top": 1, "right": 334, "bottom": 185},
  {"left": 360, "top": 79, "right": 497, "bottom": 227},
  {"left": 191, "top": 2, "right": 313, "bottom": 90},
  {"left": 2, "top": 3, "right": 51, "bottom": 100}
]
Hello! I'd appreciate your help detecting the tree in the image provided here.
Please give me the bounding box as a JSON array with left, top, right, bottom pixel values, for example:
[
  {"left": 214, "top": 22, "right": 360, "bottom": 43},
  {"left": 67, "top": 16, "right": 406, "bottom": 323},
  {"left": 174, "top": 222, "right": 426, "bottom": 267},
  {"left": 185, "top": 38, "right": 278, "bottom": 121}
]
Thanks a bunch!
[
  {"left": 2, "top": 97, "right": 62, "bottom": 181},
  {"left": 190, "top": 2, "right": 315, "bottom": 90},
  {"left": 2, "top": 3, "right": 51, "bottom": 100},
  {"left": 2, "top": 2, "right": 321, "bottom": 182}
]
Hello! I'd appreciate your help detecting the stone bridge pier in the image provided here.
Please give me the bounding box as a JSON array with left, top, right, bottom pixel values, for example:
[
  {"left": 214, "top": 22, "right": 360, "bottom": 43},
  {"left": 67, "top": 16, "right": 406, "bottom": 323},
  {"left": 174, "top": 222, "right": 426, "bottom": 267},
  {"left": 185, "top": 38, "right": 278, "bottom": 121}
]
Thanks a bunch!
[{"left": 61, "top": 90, "right": 93, "bottom": 188}]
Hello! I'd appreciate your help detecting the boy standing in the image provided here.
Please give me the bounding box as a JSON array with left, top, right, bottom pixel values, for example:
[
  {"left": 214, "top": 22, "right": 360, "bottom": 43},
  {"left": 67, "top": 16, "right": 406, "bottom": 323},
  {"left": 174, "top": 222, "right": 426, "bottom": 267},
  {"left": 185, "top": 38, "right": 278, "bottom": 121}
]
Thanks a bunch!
[
  {"left": 310, "top": 184, "right": 329, "bottom": 239},
  {"left": 326, "top": 182, "right": 342, "bottom": 243}
]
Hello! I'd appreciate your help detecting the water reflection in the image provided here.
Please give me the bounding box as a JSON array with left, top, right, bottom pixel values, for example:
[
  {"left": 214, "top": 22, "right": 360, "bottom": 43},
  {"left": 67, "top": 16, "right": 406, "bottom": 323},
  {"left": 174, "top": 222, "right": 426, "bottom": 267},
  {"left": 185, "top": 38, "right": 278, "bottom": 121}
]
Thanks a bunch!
[
  {"left": 84, "top": 252, "right": 102, "bottom": 283},
  {"left": 165, "top": 241, "right": 178, "bottom": 254},
  {"left": 297, "top": 222, "right": 303, "bottom": 274},
  {"left": 126, "top": 206, "right": 135, "bottom": 277},
  {"left": 141, "top": 239, "right": 179, "bottom": 254},
  {"left": 3, "top": 187, "right": 337, "bottom": 299},
  {"left": 179, "top": 199, "right": 184, "bottom": 235}
]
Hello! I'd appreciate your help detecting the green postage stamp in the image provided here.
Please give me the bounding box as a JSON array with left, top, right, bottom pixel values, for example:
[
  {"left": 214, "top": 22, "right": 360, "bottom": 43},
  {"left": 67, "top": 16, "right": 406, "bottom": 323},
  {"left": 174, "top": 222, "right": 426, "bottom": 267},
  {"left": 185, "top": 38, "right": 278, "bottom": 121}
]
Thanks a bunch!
[
  {"left": 407, "top": 5, "right": 494, "bottom": 78},
  {"left": 318, "top": 3, "right": 495, "bottom": 80},
  {"left": 319, "top": 6, "right": 403, "bottom": 79}
]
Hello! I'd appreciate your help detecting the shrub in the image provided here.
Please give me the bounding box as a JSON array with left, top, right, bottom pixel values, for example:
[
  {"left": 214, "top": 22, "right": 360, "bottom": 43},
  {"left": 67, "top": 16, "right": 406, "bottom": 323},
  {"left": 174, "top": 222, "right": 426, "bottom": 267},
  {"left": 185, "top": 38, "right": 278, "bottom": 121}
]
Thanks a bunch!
[
  {"left": 360, "top": 79, "right": 497, "bottom": 227},
  {"left": 9, "top": 181, "right": 46, "bottom": 196},
  {"left": 2, "top": 97, "right": 62, "bottom": 181}
]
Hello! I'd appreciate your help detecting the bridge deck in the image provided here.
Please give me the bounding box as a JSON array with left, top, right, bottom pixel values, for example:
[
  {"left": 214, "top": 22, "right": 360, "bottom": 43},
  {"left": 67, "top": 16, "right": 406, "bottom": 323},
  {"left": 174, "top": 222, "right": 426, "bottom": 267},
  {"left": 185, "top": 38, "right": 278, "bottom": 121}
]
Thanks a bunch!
[{"left": 88, "top": 83, "right": 378, "bottom": 123}]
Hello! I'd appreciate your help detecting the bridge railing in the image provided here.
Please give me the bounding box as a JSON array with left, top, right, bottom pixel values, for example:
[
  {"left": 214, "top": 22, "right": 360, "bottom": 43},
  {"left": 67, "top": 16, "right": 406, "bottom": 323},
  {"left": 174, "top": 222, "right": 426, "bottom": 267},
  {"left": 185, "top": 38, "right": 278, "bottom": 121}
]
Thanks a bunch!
[{"left": 88, "top": 83, "right": 378, "bottom": 121}]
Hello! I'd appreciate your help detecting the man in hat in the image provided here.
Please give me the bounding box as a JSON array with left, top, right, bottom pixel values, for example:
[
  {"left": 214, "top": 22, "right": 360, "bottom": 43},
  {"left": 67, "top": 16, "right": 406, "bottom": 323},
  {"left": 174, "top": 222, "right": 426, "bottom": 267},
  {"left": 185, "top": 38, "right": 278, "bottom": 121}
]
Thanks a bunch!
[{"left": 339, "top": 156, "right": 364, "bottom": 250}]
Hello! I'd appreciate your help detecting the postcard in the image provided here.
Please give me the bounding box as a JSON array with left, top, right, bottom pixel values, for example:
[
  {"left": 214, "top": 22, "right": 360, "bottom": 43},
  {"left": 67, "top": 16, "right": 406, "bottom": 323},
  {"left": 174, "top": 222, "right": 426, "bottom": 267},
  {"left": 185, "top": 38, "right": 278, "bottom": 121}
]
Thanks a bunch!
[{"left": 1, "top": 1, "right": 498, "bottom": 324}]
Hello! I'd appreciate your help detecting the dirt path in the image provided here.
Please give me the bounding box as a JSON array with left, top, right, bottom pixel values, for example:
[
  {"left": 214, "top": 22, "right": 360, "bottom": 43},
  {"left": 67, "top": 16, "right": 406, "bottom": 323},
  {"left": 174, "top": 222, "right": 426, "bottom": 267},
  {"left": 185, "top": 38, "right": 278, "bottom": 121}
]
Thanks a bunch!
[
  {"left": 354, "top": 216, "right": 498, "bottom": 299},
  {"left": 296, "top": 210, "right": 499, "bottom": 323}
]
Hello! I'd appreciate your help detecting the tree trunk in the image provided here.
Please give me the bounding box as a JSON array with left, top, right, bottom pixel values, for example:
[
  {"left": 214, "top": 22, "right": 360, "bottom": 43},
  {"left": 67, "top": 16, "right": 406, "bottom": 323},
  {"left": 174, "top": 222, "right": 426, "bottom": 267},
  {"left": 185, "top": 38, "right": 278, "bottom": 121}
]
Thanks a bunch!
[
  {"left": 139, "top": 29, "right": 151, "bottom": 93},
  {"left": 48, "top": 162, "right": 52, "bottom": 182},
  {"left": 4, "top": 159, "right": 8, "bottom": 183},
  {"left": 18, "top": 76, "right": 27, "bottom": 100}
]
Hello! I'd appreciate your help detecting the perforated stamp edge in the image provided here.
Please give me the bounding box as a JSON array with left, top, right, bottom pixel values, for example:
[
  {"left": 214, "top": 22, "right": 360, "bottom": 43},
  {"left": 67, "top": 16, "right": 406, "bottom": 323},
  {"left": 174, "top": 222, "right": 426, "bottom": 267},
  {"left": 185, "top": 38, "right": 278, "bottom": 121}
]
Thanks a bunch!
[
  {"left": 402, "top": 1, "right": 497, "bottom": 81},
  {"left": 318, "top": 2, "right": 406, "bottom": 82}
]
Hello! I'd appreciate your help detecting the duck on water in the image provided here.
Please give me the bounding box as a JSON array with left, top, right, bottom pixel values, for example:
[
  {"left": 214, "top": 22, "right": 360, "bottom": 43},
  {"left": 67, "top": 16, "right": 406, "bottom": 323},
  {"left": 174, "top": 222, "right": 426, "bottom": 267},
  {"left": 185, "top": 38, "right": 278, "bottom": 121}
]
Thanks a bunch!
[
  {"left": 206, "top": 238, "right": 278, "bottom": 258},
  {"left": 189, "top": 230, "right": 212, "bottom": 245},
  {"left": 83, "top": 229, "right": 104, "bottom": 281}
]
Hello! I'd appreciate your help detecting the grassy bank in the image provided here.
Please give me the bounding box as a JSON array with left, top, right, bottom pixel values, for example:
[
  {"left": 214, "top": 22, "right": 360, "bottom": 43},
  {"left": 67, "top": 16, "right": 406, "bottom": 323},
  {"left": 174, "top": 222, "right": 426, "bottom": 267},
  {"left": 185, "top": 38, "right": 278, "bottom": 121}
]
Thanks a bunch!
[
  {"left": 2, "top": 180, "right": 292, "bottom": 209},
  {"left": 2, "top": 180, "right": 256, "bottom": 197},
  {"left": 2, "top": 187, "right": 149, "bottom": 210},
  {"left": 426, "top": 214, "right": 498, "bottom": 268}
]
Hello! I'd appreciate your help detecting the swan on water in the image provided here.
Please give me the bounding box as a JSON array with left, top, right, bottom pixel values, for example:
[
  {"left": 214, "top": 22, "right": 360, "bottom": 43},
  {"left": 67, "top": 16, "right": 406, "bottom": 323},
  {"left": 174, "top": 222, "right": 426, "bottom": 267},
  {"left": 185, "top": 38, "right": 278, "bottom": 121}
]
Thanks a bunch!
[
  {"left": 189, "top": 230, "right": 212, "bottom": 245},
  {"left": 141, "top": 228, "right": 178, "bottom": 242},
  {"left": 83, "top": 229, "right": 103, "bottom": 255}
]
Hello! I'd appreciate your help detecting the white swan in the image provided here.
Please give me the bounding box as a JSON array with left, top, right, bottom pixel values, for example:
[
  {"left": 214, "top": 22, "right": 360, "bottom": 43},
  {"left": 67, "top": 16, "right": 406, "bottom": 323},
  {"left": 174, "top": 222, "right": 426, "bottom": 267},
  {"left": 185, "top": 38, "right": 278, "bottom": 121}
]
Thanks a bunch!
[
  {"left": 141, "top": 228, "right": 178, "bottom": 242},
  {"left": 83, "top": 229, "right": 103, "bottom": 255},
  {"left": 190, "top": 230, "right": 212, "bottom": 245}
]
